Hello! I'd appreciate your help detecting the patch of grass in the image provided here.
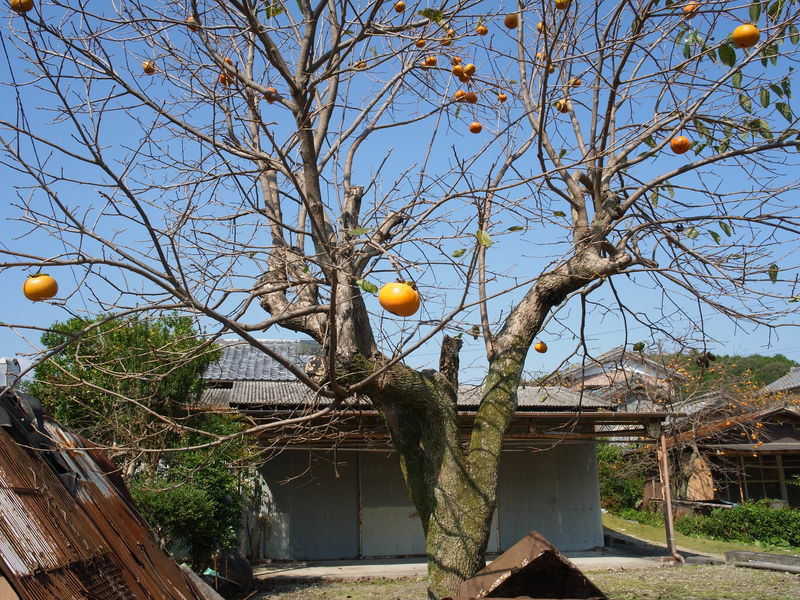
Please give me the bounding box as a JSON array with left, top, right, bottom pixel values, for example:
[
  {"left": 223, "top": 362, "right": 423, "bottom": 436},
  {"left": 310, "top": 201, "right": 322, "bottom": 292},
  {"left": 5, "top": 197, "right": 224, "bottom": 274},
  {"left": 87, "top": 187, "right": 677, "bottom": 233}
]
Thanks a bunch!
[
  {"left": 256, "top": 566, "right": 800, "bottom": 600},
  {"left": 256, "top": 578, "right": 427, "bottom": 600},
  {"left": 603, "top": 512, "right": 800, "bottom": 557},
  {"left": 590, "top": 565, "right": 800, "bottom": 600}
]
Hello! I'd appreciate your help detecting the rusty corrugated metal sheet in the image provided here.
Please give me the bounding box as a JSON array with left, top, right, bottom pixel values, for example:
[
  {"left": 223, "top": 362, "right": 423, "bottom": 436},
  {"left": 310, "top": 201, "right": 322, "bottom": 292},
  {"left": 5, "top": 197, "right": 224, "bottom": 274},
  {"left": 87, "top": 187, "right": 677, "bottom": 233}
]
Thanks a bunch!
[
  {"left": 0, "top": 390, "right": 220, "bottom": 600},
  {"left": 454, "top": 531, "right": 607, "bottom": 600}
]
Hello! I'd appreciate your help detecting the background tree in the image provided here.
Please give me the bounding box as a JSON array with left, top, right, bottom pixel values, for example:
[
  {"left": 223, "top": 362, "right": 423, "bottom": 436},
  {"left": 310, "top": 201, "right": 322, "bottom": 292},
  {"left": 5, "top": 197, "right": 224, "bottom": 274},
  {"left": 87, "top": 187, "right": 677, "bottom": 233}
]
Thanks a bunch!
[
  {"left": 26, "top": 314, "right": 255, "bottom": 569},
  {"left": 3, "top": 1, "right": 800, "bottom": 597},
  {"left": 27, "top": 315, "right": 220, "bottom": 457}
]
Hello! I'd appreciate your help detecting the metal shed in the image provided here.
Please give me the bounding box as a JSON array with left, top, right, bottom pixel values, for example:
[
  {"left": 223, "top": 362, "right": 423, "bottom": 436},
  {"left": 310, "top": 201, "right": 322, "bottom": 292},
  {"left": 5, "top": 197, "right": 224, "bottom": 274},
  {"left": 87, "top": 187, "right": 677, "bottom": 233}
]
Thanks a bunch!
[
  {"left": 0, "top": 389, "right": 220, "bottom": 600},
  {"left": 202, "top": 340, "right": 670, "bottom": 561}
]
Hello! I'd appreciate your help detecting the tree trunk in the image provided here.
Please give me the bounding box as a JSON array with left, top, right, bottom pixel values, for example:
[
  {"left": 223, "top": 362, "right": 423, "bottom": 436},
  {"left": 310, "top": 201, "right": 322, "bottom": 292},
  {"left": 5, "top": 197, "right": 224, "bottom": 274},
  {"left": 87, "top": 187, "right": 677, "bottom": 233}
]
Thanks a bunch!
[{"left": 356, "top": 349, "right": 525, "bottom": 600}]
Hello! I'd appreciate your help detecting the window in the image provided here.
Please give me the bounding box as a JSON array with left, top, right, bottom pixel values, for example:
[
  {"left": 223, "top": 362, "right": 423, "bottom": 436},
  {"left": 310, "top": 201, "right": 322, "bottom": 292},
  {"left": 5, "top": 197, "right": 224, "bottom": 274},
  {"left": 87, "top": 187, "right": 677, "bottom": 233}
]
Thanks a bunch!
[{"left": 741, "top": 455, "right": 787, "bottom": 503}]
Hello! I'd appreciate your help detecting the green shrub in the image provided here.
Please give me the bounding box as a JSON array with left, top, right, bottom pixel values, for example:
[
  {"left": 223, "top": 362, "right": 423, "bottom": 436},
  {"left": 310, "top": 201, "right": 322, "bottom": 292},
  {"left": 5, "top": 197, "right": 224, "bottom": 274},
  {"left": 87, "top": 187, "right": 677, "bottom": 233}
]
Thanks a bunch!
[
  {"left": 616, "top": 508, "right": 665, "bottom": 528},
  {"left": 597, "top": 443, "right": 645, "bottom": 512},
  {"left": 129, "top": 413, "right": 254, "bottom": 569},
  {"left": 675, "top": 500, "right": 800, "bottom": 548}
]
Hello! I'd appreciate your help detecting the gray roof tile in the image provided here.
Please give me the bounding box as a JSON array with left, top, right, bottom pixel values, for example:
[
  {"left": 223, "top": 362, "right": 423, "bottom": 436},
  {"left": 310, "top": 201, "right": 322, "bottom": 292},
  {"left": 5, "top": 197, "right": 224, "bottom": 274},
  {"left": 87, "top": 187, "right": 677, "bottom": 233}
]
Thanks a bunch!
[
  {"left": 201, "top": 380, "right": 614, "bottom": 410},
  {"left": 761, "top": 366, "right": 800, "bottom": 394},
  {"left": 203, "top": 339, "right": 319, "bottom": 381},
  {"left": 201, "top": 381, "right": 328, "bottom": 407}
]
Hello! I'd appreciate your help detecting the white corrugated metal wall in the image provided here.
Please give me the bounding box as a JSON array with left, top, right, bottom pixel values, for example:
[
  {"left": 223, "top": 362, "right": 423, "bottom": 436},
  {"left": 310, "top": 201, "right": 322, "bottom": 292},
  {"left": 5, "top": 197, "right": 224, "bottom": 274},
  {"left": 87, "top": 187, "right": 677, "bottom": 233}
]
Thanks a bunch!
[
  {"left": 497, "top": 444, "right": 604, "bottom": 550},
  {"left": 252, "top": 442, "right": 602, "bottom": 559},
  {"left": 259, "top": 450, "right": 360, "bottom": 559}
]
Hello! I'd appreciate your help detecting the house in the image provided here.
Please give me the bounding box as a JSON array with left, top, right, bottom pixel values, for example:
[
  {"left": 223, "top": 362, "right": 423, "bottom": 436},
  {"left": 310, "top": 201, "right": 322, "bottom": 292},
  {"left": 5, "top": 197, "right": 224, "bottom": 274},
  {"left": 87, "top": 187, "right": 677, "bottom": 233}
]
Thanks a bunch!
[
  {"left": 648, "top": 406, "right": 800, "bottom": 510},
  {"left": 0, "top": 384, "right": 222, "bottom": 599},
  {"left": 201, "top": 340, "right": 670, "bottom": 561},
  {"left": 558, "top": 346, "right": 685, "bottom": 413}
]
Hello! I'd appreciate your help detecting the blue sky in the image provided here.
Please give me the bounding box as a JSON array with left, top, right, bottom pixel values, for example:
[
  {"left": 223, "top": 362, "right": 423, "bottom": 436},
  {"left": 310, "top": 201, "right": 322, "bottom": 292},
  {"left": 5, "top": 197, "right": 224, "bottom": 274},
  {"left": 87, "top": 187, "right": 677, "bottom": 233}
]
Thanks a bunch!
[{"left": 2, "top": 2, "right": 800, "bottom": 384}]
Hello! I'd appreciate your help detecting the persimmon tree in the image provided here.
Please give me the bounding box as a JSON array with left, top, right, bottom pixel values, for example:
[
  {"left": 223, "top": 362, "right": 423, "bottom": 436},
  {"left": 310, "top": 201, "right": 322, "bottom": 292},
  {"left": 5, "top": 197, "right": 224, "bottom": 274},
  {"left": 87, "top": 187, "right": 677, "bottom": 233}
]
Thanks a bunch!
[{"left": 2, "top": 1, "right": 800, "bottom": 597}]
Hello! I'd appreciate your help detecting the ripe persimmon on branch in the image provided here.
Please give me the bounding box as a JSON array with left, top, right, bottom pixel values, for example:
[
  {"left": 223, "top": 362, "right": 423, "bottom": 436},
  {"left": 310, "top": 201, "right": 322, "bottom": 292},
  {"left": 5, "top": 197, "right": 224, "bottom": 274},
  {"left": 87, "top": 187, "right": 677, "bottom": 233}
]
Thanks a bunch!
[{"left": 2, "top": 1, "right": 800, "bottom": 597}]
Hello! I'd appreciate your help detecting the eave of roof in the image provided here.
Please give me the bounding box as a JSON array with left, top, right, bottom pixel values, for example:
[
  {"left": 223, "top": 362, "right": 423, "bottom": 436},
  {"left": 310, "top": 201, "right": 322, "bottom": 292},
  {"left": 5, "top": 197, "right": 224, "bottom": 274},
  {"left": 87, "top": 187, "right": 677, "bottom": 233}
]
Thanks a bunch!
[
  {"left": 667, "top": 406, "right": 800, "bottom": 446},
  {"left": 200, "top": 382, "right": 620, "bottom": 410},
  {"left": 700, "top": 442, "right": 800, "bottom": 454},
  {"left": 760, "top": 366, "right": 800, "bottom": 394}
]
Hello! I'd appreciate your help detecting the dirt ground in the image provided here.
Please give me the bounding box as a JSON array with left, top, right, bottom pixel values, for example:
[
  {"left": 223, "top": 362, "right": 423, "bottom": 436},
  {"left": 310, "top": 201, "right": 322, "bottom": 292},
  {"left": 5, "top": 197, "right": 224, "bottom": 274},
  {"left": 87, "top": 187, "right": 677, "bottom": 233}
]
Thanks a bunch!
[{"left": 253, "top": 564, "right": 800, "bottom": 600}]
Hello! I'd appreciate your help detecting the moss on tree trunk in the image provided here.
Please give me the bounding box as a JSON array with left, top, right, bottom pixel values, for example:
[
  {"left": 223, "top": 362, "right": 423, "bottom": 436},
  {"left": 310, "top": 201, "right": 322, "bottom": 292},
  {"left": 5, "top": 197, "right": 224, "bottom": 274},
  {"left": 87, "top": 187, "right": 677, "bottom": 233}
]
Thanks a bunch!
[{"left": 354, "top": 348, "right": 527, "bottom": 600}]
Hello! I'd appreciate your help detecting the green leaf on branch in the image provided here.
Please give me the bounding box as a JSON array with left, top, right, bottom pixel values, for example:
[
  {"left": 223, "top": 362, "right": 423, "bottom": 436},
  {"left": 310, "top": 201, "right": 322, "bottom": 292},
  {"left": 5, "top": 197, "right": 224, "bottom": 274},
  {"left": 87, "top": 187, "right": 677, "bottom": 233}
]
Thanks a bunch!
[
  {"left": 650, "top": 190, "right": 659, "bottom": 206},
  {"left": 760, "top": 88, "right": 771, "bottom": 108},
  {"left": 791, "top": 25, "right": 800, "bottom": 45},
  {"left": 769, "top": 263, "right": 779, "bottom": 284},
  {"left": 709, "top": 230, "right": 721, "bottom": 244},
  {"left": 265, "top": 2, "right": 285, "bottom": 18},
  {"left": 761, "top": 44, "right": 779, "bottom": 66},
  {"left": 694, "top": 118, "right": 711, "bottom": 141},
  {"left": 717, "top": 137, "right": 730, "bottom": 153},
  {"left": 644, "top": 136, "right": 656, "bottom": 148},
  {"left": 685, "top": 227, "right": 699, "bottom": 239},
  {"left": 632, "top": 342, "right": 646, "bottom": 352},
  {"left": 771, "top": 84, "right": 784, "bottom": 98},
  {"left": 357, "top": 279, "right": 378, "bottom": 294},
  {"left": 347, "top": 227, "right": 371, "bottom": 237},
  {"left": 452, "top": 248, "right": 467, "bottom": 258},
  {"left": 719, "top": 44, "right": 736, "bottom": 67},
  {"left": 553, "top": 210, "right": 566, "bottom": 217},
  {"left": 476, "top": 229, "right": 492, "bottom": 247},
  {"left": 776, "top": 102, "right": 793, "bottom": 122},
  {"left": 782, "top": 78, "right": 792, "bottom": 98},
  {"left": 739, "top": 93, "right": 753, "bottom": 113},
  {"left": 732, "top": 71, "right": 743, "bottom": 89},
  {"left": 418, "top": 8, "right": 443, "bottom": 23},
  {"left": 683, "top": 42, "right": 692, "bottom": 59},
  {"left": 751, "top": 118, "right": 773, "bottom": 139},
  {"left": 507, "top": 225, "right": 524, "bottom": 232},
  {"left": 750, "top": 1, "right": 762, "bottom": 22},
  {"left": 720, "top": 222, "right": 733, "bottom": 236},
  {"left": 767, "top": 0, "right": 784, "bottom": 21}
]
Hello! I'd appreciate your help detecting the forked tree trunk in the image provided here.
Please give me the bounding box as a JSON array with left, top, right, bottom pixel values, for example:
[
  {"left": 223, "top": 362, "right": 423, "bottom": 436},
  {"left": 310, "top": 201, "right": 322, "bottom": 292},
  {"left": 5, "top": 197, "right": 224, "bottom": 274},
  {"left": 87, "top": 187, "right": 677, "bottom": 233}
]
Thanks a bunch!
[{"left": 359, "top": 348, "right": 527, "bottom": 600}]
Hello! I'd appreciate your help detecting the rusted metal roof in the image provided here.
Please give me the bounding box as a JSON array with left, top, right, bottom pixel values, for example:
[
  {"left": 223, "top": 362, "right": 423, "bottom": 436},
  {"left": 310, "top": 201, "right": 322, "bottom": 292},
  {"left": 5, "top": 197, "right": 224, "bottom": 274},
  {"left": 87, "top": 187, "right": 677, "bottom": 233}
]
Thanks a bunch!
[
  {"left": 454, "top": 530, "right": 607, "bottom": 599},
  {"left": 0, "top": 389, "right": 221, "bottom": 600}
]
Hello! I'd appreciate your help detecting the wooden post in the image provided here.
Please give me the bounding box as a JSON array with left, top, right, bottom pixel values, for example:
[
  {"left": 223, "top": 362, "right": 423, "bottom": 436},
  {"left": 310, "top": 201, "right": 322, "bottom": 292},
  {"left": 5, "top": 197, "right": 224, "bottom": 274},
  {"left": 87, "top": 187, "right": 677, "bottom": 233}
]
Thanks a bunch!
[{"left": 658, "top": 432, "right": 682, "bottom": 562}]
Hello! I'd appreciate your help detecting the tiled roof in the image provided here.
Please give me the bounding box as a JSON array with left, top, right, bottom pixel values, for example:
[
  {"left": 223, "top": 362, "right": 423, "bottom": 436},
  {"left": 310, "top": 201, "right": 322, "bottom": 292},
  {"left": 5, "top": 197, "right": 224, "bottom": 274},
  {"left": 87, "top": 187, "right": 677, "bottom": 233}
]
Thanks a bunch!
[
  {"left": 201, "top": 381, "right": 615, "bottom": 410},
  {"left": 459, "top": 385, "right": 614, "bottom": 409},
  {"left": 203, "top": 339, "right": 319, "bottom": 381},
  {"left": 201, "top": 381, "right": 330, "bottom": 407},
  {"left": 559, "top": 346, "right": 684, "bottom": 380},
  {"left": 760, "top": 366, "right": 800, "bottom": 394},
  {"left": 200, "top": 340, "right": 616, "bottom": 410}
]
